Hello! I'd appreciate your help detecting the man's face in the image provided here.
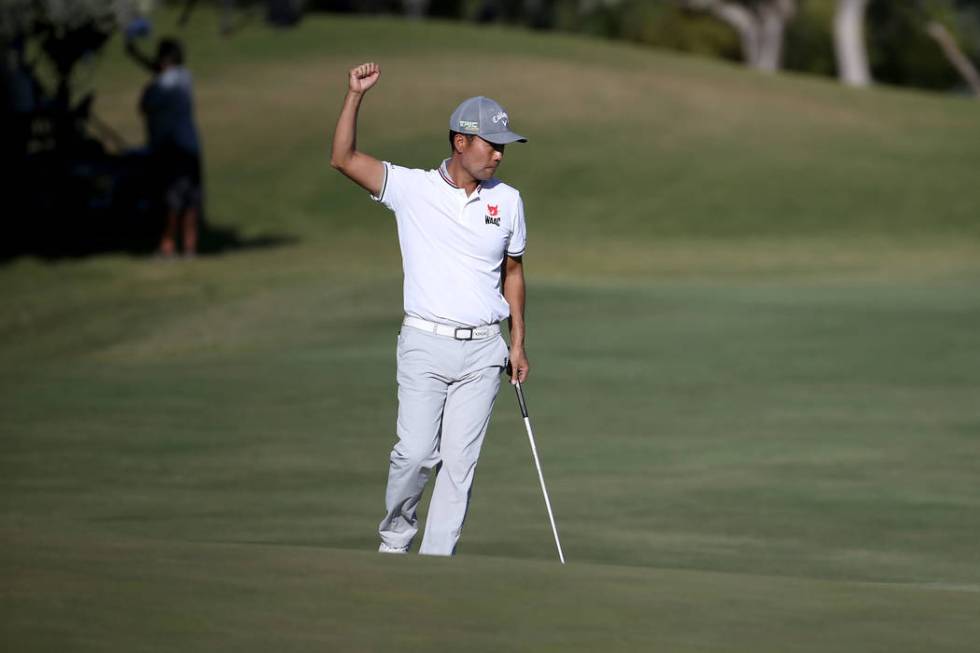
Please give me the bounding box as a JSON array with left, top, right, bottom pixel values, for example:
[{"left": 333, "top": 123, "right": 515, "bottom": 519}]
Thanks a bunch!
[{"left": 458, "top": 135, "right": 505, "bottom": 181}]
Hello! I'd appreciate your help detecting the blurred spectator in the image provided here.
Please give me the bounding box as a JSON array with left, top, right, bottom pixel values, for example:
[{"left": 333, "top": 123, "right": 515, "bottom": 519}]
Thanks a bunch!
[{"left": 126, "top": 36, "right": 203, "bottom": 258}]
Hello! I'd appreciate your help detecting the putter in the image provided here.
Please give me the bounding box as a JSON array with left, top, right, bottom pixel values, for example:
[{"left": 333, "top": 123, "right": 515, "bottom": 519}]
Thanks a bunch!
[{"left": 513, "top": 380, "right": 566, "bottom": 564}]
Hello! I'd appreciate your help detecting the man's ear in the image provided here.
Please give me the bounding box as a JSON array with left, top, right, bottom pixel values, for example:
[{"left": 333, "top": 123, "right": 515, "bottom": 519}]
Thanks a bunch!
[{"left": 453, "top": 133, "right": 467, "bottom": 154}]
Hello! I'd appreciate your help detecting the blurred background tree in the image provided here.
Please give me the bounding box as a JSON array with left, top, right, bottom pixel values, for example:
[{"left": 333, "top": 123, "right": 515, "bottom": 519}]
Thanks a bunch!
[
  {"left": 1, "top": 0, "right": 151, "bottom": 258},
  {"left": 869, "top": 0, "right": 980, "bottom": 94},
  {"left": 1, "top": 0, "right": 291, "bottom": 258},
  {"left": 679, "top": 0, "right": 798, "bottom": 72},
  {"left": 299, "top": 0, "right": 980, "bottom": 95},
  {"left": 1, "top": 0, "right": 143, "bottom": 112},
  {"left": 832, "top": 0, "right": 870, "bottom": 86}
]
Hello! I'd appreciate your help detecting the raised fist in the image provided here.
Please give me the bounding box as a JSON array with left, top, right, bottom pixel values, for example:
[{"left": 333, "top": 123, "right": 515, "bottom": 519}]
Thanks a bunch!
[{"left": 349, "top": 62, "right": 380, "bottom": 94}]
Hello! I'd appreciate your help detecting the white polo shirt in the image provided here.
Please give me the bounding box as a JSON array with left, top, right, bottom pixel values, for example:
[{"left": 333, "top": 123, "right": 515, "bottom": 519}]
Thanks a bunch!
[{"left": 373, "top": 159, "right": 527, "bottom": 327}]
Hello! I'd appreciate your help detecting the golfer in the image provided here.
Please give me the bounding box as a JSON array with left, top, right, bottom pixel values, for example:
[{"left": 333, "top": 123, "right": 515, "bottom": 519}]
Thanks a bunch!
[{"left": 330, "top": 62, "right": 529, "bottom": 556}]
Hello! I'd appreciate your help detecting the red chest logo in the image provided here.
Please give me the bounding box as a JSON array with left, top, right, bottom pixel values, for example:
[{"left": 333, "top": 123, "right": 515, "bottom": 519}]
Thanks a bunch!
[{"left": 484, "top": 204, "right": 501, "bottom": 226}]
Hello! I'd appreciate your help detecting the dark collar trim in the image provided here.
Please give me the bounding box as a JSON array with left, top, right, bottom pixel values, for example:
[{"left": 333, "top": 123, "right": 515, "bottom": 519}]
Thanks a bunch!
[
  {"left": 438, "top": 164, "right": 460, "bottom": 189},
  {"left": 439, "top": 160, "right": 483, "bottom": 195}
]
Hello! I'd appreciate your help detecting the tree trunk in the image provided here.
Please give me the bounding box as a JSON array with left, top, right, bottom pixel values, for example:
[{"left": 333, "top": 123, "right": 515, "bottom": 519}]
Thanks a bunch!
[
  {"left": 683, "top": 0, "right": 795, "bottom": 72},
  {"left": 833, "top": 0, "right": 871, "bottom": 87},
  {"left": 756, "top": 0, "right": 795, "bottom": 72},
  {"left": 925, "top": 20, "right": 980, "bottom": 98}
]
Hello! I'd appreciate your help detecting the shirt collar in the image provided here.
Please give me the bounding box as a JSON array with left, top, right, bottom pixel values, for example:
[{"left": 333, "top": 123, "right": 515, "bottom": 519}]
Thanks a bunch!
[{"left": 439, "top": 159, "right": 482, "bottom": 198}]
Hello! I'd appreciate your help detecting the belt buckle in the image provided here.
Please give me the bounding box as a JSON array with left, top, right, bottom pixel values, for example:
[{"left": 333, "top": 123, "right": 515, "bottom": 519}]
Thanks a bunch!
[{"left": 453, "top": 327, "right": 474, "bottom": 341}]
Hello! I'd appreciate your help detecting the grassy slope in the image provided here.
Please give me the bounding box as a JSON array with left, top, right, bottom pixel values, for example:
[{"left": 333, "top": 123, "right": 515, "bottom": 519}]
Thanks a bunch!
[{"left": 3, "top": 10, "right": 980, "bottom": 652}]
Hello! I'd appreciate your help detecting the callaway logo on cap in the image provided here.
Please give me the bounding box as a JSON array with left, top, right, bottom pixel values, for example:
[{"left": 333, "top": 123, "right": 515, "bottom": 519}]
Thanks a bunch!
[{"left": 449, "top": 96, "right": 528, "bottom": 144}]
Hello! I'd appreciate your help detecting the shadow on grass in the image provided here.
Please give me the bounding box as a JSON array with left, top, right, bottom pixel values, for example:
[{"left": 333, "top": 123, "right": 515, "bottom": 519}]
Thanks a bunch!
[
  {"left": 2, "top": 216, "right": 297, "bottom": 263},
  {"left": 197, "top": 222, "right": 299, "bottom": 256},
  {"left": 3, "top": 147, "right": 297, "bottom": 263}
]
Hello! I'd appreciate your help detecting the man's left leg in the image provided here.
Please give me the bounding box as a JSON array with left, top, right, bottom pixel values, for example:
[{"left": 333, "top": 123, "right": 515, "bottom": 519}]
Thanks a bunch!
[
  {"left": 419, "top": 359, "right": 502, "bottom": 556},
  {"left": 181, "top": 204, "right": 198, "bottom": 256}
]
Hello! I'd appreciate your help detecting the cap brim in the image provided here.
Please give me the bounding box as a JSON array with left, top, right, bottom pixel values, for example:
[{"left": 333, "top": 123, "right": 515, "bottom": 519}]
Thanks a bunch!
[{"left": 482, "top": 131, "right": 527, "bottom": 145}]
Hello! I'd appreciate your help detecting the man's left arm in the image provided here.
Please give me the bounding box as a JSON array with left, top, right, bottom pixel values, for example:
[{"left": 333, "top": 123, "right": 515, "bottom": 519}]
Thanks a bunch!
[{"left": 503, "top": 254, "right": 529, "bottom": 384}]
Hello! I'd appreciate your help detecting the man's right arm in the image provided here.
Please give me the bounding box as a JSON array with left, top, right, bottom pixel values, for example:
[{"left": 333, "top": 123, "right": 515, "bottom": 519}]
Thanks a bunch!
[
  {"left": 124, "top": 39, "right": 156, "bottom": 73},
  {"left": 330, "top": 62, "right": 385, "bottom": 198}
]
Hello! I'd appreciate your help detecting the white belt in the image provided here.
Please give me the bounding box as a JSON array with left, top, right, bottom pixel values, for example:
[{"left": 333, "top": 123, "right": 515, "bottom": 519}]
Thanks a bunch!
[{"left": 403, "top": 316, "right": 501, "bottom": 341}]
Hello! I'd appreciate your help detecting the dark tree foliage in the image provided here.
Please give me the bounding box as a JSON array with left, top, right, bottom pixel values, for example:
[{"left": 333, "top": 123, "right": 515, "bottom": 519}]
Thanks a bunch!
[
  {"left": 783, "top": 0, "right": 836, "bottom": 77},
  {"left": 868, "top": 0, "right": 959, "bottom": 89},
  {"left": 306, "top": 0, "right": 400, "bottom": 12},
  {"left": 1, "top": 1, "right": 283, "bottom": 260},
  {"left": 0, "top": 2, "right": 162, "bottom": 259}
]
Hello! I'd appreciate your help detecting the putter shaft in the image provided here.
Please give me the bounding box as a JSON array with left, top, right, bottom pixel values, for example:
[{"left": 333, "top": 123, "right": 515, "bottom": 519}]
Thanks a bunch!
[{"left": 514, "top": 381, "right": 566, "bottom": 565}]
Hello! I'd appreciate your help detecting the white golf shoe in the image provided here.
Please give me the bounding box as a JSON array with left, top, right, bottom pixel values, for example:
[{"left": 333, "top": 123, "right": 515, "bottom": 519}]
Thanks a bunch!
[{"left": 378, "top": 542, "right": 409, "bottom": 554}]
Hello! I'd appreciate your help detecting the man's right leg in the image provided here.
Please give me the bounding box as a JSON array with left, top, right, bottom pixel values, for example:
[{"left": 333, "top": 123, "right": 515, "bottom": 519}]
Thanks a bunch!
[
  {"left": 158, "top": 209, "right": 178, "bottom": 257},
  {"left": 158, "top": 167, "right": 181, "bottom": 257},
  {"left": 378, "top": 329, "right": 449, "bottom": 552}
]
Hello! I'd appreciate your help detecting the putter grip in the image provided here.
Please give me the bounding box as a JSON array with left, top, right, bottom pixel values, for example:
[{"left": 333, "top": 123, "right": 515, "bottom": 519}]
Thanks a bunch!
[{"left": 514, "top": 382, "right": 529, "bottom": 418}]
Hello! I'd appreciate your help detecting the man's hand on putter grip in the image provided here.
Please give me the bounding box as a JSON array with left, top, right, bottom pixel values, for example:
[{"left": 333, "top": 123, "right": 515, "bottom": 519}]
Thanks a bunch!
[
  {"left": 509, "top": 347, "right": 529, "bottom": 385},
  {"left": 349, "top": 62, "right": 380, "bottom": 94}
]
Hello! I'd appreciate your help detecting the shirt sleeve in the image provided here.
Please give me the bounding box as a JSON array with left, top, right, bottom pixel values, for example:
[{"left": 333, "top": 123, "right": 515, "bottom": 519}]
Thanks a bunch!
[
  {"left": 371, "top": 161, "right": 408, "bottom": 213},
  {"left": 507, "top": 194, "right": 527, "bottom": 257}
]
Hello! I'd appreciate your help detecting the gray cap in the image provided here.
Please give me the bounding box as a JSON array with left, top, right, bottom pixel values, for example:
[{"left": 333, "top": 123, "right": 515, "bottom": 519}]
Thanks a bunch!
[{"left": 449, "top": 96, "right": 527, "bottom": 145}]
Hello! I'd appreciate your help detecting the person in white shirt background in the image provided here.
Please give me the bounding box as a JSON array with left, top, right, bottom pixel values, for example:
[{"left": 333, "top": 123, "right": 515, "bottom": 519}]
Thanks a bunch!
[
  {"left": 330, "top": 62, "right": 530, "bottom": 556},
  {"left": 127, "top": 36, "right": 203, "bottom": 258}
]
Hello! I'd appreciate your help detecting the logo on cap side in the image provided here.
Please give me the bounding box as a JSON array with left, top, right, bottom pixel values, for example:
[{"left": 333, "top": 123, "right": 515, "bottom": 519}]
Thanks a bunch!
[
  {"left": 491, "top": 111, "right": 509, "bottom": 128},
  {"left": 459, "top": 120, "right": 479, "bottom": 132}
]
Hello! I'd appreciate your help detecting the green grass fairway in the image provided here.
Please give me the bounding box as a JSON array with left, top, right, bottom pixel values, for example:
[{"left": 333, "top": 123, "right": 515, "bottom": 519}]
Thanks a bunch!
[{"left": 3, "top": 10, "right": 980, "bottom": 651}]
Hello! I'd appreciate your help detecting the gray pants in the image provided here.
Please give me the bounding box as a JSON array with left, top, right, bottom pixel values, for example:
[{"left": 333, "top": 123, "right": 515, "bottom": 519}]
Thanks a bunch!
[{"left": 378, "top": 324, "right": 509, "bottom": 555}]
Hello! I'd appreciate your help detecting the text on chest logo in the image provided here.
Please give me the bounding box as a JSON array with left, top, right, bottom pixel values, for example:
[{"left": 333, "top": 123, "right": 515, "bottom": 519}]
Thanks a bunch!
[{"left": 485, "top": 204, "right": 501, "bottom": 226}]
